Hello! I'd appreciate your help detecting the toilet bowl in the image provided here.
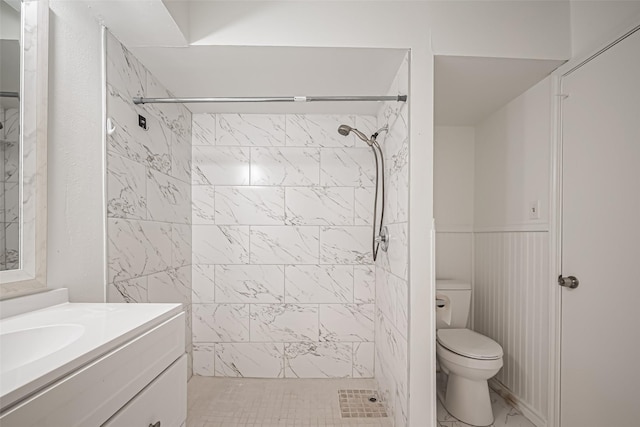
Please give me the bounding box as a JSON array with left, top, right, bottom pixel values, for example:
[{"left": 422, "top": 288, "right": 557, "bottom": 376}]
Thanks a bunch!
[
  {"left": 435, "top": 280, "right": 504, "bottom": 427},
  {"left": 436, "top": 329, "right": 503, "bottom": 426}
]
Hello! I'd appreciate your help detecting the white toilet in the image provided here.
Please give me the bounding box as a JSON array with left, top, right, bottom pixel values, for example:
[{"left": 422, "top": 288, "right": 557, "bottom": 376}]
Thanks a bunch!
[{"left": 436, "top": 280, "right": 503, "bottom": 426}]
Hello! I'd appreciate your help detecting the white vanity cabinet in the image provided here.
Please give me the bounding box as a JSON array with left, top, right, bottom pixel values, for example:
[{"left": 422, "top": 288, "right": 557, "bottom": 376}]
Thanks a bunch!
[
  {"left": 103, "top": 354, "right": 187, "bottom": 427},
  {"left": 0, "top": 304, "right": 187, "bottom": 427}
]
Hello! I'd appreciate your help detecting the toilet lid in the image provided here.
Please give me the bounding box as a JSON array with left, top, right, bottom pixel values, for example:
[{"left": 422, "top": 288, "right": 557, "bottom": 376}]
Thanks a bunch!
[{"left": 437, "top": 329, "right": 503, "bottom": 360}]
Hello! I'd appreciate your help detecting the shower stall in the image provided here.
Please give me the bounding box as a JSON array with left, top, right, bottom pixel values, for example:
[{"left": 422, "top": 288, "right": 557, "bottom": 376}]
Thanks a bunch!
[{"left": 105, "top": 31, "right": 410, "bottom": 426}]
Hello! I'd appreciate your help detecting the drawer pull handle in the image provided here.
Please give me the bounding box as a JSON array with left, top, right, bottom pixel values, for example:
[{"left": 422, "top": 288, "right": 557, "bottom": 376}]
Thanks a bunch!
[{"left": 149, "top": 422, "right": 161, "bottom": 427}]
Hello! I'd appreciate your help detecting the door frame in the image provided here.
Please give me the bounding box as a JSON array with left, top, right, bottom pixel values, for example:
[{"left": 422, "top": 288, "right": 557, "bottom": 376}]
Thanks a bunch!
[{"left": 548, "top": 19, "right": 640, "bottom": 427}]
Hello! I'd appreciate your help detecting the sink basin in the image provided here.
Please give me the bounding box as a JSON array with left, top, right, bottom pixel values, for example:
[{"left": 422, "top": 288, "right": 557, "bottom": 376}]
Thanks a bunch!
[{"left": 0, "top": 324, "right": 85, "bottom": 374}]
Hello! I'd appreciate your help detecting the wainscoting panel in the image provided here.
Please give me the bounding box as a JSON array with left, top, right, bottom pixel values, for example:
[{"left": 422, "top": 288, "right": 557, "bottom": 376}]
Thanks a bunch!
[{"left": 474, "top": 232, "right": 549, "bottom": 425}]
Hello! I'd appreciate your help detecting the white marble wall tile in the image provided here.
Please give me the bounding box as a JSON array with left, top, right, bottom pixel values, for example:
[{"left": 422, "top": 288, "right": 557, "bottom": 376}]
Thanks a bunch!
[
  {"left": 379, "top": 222, "right": 408, "bottom": 280},
  {"left": 285, "top": 187, "right": 353, "bottom": 226},
  {"left": 146, "top": 71, "right": 191, "bottom": 139},
  {"left": 107, "top": 152, "right": 147, "bottom": 219},
  {"left": 215, "top": 186, "right": 284, "bottom": 225},
  {"left": 108, "top": 276, "right": 148, "bottom": 303},
  {"left": 386, "top": 154, "right": 409, "bottom": 224},
  {"left": 320, "top": 148, "right": 375, "bottom": 187},
  {"left": 285, "top": 115, "right": 355, "bottom": 147},
  {"left": 354, "top": 265, "right": 375, "bottom": 304},
  {"left": 355, "top": 116, "right": 379, "bottom": 135},
  {"left": 3, "top": 141, "right": 18, "bottom": 182},
  {"left": 192, "top": 264, "right": 215, "bottom": 303},
  {"left": 192, "top": 225, "right": 250, "bottom": 265},
  {"left": 215, "top": 343, "right": 285, "bottom": 378},
  {"left": 217, "top": 114, "right": 285, "bottom": 147},
  {"left": 284, "top": 342, "right": 352, "bottom": 378},
  {"left": 215, "top": 265, "right": 284, "bottom": 303},
  {"left": 172, "top": 223, "right": 192, "bottom": 268},
  {"left": 396, "top": 276, "right": 408, "bottom": 340},
  {"left": 250, "top": 147, "right": 320, "bottom": 186},
  {"left": 354, "top": 187, "right": 375, "bottom": 226},
  {"left": 192, "top": 146, "right": 250, "bottom": 186},
  {"left": 4, "top": 222, "right": 18, "bottom": 269},
  {"left": 192, "top": 186, "right": 216, "bottom": 224},
  {"left": 171, "top": 132, "right": 192, "bottom": 184},
  {"left": 106, "top": 32, "right": 146, "bottom": 98},
  {"left": 320, "top": 226, "right": 372, "bottom": 265},
  {"left": 2, "top": 182, "right": 19, "bottom": 223},
  {"left": 0, "top": 224, "right": 5, "bottom": 270},
  {"left": 147, "top": 267, "right": 191, "bottom": 304},
  {"left": 250, "top": 304, "right": 318, "bottom": 342},
  {"left": 319, "top": 304, "right": 374, "bottom": 342},
  {"left": 375, "top": 266, "right": 397, "bottom": 326},
  {"left": 147, "top": 169, "right": 191, "bottom": 224},
  {"left": 353, "top": 342, "right": 375, "bottom": 378},
  {"left": 192, "top": 114, "right": 216, "bottom": 146},
  {"left": 375, "top": 310, "right": 408, "bottom": 413},
  {"left": 107, "top": 86, "right": 172, "bottom": 174},
  {"left": 192, "top": 303, "right": 250, "bottom": 343},
  {"left": 108, "top": 218, "right": 172, "bottom": 283},
  {"left": 250, "top": 226, "right": 319, "bottom": 264},
  {"left": 285, "top": 265, "right": 352, "bottom": 303},
  {"left": 193, "top": 343, "right": 216, "bottom": 376},
  {"left": 3, "top": 109, "right": 19, "bottom": 144}
]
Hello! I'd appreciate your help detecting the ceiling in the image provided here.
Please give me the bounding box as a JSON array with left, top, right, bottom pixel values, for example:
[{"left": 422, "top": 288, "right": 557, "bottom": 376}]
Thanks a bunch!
[
  {"left": 435, "top": 56, "right": 566, "bottom": 126},
  {"left": 131, "top": 45, "right": 408, "bottom": 115}
]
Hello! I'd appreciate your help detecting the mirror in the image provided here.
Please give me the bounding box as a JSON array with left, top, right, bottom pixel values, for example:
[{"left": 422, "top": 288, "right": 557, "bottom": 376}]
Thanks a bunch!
[
  {"left": 1, "top": 0, "right": 21, "bottom": 272},
  {"left": 0, "top": 0, "right": 48, "bottom": 297}
]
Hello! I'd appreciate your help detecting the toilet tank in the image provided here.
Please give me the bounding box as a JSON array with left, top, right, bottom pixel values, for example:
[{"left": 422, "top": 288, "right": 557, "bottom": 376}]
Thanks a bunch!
[{"left": 436, "top": 280, "right": 471, "bottom": 329}]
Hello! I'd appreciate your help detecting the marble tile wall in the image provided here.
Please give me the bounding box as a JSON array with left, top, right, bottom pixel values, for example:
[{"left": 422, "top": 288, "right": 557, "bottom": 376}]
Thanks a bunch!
[
  {"left": 104, "top": 32, "right": 193, "bottom": 372},
  {"left": 0, "top": 106, "right": 20, "bottom": 271},
  {"left": 191, "top": 113, "right": 379, "bottom": 379},
  {"left": 374, "top": 54, "right": 410, "bottom": 427}
]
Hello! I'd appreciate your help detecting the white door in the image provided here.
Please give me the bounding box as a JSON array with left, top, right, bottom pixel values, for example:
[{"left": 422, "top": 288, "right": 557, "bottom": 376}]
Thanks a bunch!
[{"left": 560, "top": 28, "right": 640, "bottom": 426}]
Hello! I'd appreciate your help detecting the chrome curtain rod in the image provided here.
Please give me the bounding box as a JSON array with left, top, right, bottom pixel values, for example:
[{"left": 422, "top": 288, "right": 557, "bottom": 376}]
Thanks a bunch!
[
  {"left": 0, "top": 91, "right": 19, "bottom": 99},
  {"left": 133, "top": 95, "right": 407, "bottom": 105}
]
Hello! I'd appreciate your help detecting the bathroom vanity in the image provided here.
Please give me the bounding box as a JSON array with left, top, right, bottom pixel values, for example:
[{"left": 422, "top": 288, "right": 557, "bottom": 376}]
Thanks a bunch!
[{"left": 0, "top": 290, "right": 187, "bottom": 426}]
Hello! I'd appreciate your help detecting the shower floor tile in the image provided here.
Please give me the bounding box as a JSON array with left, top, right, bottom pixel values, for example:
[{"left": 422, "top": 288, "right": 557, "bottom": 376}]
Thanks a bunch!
[
  {"left": 436, "top": 373, "right": 537, "bottom": 427},
  {"left": 187, "top": 377, "right": 393, "bottom": 427}
]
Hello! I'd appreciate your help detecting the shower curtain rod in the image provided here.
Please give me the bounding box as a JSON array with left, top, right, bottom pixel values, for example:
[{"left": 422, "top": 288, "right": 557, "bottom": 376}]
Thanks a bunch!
[{"left": 132, "top": 94, "right": 407, "bottom": 105}]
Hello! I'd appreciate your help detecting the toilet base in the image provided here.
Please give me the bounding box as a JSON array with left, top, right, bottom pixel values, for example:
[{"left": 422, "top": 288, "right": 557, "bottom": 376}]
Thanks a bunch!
[{"left": 444, "top": 373, "right": 494, "bottom": 426}]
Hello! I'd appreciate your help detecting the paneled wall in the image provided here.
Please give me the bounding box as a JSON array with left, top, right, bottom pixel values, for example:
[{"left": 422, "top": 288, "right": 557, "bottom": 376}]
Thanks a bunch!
[
  {"left": 105, "top": 32, "right": 193, "bottom": 369},
  {"left": 0, "top": 107, "right": 19, "bottom": 270},
  {"left": 190, "top": 112, "right": 377, "bottom": 379},
  {"left": 374, "top": 54, "right": 409, "bottom": 427},
  {"left": 474, "top": 232, "right": 549, "bottom": 423}
]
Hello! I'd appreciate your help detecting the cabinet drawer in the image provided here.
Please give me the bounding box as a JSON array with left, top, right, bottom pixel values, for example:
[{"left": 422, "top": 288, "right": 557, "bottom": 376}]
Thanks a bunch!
[{"left": 103, "top": 354, "right": 187, "bottom": 427}]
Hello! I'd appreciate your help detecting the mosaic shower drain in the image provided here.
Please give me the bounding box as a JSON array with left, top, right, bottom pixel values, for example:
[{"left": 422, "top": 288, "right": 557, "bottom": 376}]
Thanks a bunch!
[{"left": 338, "top": 389, "right": 388, "bottom": 418}]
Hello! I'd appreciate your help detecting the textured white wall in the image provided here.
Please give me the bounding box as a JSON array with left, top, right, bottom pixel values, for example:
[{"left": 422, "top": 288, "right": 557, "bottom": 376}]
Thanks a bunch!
[
  {"left": 434, "top": 126, "right": 475, "bottom": 284},
  {"left": 434, "top": 126, "right": 475, "bottom": 230},
  {"left": 474, "top": 77, "right": 552, "bottom": 231},
  {"left": 570, "top": 0, "right": 640, "bottom": 60},
  {"left": 47, "top": 1, "right": 105, "bottom": 302}
]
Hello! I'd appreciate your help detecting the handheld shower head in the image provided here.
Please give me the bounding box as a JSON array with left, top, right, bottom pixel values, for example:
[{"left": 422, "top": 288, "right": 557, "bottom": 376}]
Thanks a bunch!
[
  {"left": 338, "top": 124, "right": 352, "bottom": 136},
  {"left": 337, "top": 124, "right": 372, "bottom": 146}
]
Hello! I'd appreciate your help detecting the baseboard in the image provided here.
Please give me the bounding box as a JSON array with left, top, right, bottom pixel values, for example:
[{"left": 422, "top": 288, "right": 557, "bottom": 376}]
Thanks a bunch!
[{"left": 489, "top": 378, "right": 547, "bottom": 427}]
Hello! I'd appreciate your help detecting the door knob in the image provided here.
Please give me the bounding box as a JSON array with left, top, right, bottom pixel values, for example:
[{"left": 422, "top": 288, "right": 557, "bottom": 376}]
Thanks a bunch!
[{"left": 558, "top": 275, "right": 579, "bottom": 289}]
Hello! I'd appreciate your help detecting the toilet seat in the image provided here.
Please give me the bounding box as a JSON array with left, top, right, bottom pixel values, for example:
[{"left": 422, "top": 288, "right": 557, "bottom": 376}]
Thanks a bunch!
[{"left": 437, "top": 329, "right": 503, "bottom": 360}]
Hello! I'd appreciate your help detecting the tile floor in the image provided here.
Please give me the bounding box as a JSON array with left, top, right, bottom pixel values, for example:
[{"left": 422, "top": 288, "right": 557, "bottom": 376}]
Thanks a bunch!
[
  {"left": 187, "top": 375, "right": 536, "bottom": 427},
  {"left": 436, "top": 373, "right": 537, "bottom": 427},
  {"left": 187, "top": 377, "right": 393, "bottom": 427}
]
